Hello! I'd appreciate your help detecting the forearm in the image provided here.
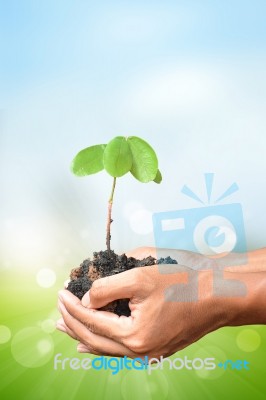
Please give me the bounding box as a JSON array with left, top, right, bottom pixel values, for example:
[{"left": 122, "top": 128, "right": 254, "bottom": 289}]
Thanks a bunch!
[
  {"left": 218, "top": 271, "right": 266, "bottom": 326},
  {"left": 127, "top": 247, "right": 266, "bottom": 273},
  {"left": 225, "top": 248, "right": 266, "bottom": 272}
]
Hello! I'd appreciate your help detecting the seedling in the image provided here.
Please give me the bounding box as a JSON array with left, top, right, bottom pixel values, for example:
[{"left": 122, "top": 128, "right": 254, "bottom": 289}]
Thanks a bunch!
[{"left": 71, "top": 136, "right": 162, "bottom": 252}]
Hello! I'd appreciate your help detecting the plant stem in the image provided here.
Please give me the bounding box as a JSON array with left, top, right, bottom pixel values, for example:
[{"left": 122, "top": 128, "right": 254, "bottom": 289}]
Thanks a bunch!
[{"left": 106, "top": 177, "right": 116, "bottom": 252}]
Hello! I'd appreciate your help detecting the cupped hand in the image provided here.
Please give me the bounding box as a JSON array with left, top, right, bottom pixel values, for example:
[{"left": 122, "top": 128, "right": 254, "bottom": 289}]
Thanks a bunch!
[
  {"left": 57, "top": 263, "right": 226, "bottom": 358},
  {"left": 57, "top": 247, "right": 266, "bottom": 358}
]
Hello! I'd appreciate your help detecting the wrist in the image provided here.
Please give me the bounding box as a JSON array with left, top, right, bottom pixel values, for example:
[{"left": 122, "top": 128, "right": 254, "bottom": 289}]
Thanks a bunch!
[
  {"left": 198, "top": 270, "right": 231, "bottom": 331},
  {"left": 214, "top": 271, "right": 266, "bottom": 327},
  {"left": 198, "top": 270, "right": 266, "bottom": 330}
]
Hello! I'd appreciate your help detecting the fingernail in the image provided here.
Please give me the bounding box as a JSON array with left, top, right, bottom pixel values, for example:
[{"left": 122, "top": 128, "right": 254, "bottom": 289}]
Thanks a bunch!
[
  {"left": 58, "top": 290, "right": 65, "bottom": 301},
  {"left": 56, "top": 324, "right": 67, "bottom": 333},
  {"left": 82, "top": 291, "right": 90, "bottom": 307},
  {"left": 58, "top": 301, "right": 66, "bottom": 313},
  {"left": 77, "top": 343, "right": 89, "bottom": 353},
  {"left": 57, "top": 317, "right": 64, "bottom": 325}
]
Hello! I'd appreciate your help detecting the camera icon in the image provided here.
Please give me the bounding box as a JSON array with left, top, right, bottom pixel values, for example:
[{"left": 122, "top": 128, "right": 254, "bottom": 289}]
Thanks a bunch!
[{"left": 153, "top": 174, "right": 247, "bottom": 268}]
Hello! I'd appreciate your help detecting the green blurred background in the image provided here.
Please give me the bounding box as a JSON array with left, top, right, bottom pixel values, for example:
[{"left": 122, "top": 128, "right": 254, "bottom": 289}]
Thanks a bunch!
[{"left": 1, "top": 1, "right": 266, "bottom": 399}]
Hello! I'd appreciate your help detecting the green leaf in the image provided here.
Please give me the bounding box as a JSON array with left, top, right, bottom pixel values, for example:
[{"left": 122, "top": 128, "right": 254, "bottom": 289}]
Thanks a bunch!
[
  {"left": 71, "top": 144, "right": 106, "bottom": 176},
  {"left": 103, "top": 136, "right": 133, "bottom": 177},
  {"left": 153, "top": 169, "right": 162, "bottom": 184},
  {"left": 128, "top": 136, "right": 158, "bottom": 182}
]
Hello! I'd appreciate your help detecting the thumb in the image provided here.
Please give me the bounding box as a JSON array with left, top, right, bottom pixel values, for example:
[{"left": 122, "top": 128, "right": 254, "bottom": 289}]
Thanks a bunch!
[{"left": 81, "top": 268, "right": 139, "bottom": 309}]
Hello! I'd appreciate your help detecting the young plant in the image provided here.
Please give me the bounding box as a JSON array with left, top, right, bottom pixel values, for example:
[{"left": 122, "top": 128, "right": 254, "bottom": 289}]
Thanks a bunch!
[{"left": 71, "top": 136, "right": 162, "bottom": 252}]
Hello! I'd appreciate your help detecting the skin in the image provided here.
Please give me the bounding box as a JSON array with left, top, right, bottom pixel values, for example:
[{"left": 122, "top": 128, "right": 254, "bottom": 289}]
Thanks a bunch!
[{"left": 57, "top": 247, "right": 266, "bottom": 358}]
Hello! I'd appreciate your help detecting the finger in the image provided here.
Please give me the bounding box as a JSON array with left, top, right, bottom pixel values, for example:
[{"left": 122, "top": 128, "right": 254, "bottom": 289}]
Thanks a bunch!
[
  {"left": 56, "top": 314, "right": 79, "bottom": 340},
  {"left": 58, "top": 297, "right": 137, "bottom": 358},
  {"left": 56, "top": 322, "right": 78, "bottom": 340},
  {"left": 76, "top": 342, "right": 102, "bottom": 356},
  {"left": 77, "top": 343, "right": 91, "bottom": 353},
  {"left": 81, "top": 268, "right": 140, "bottom": 309},
  {"left": 56, "top": 317, "right": 67, "bottom": 332},
  {"left": 59, "top": 290, "right": 132, "bottom": 341}
]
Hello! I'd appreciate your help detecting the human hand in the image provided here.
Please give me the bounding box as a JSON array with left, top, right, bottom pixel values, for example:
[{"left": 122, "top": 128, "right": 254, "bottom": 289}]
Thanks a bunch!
[
  {"left": 57, "top": 264, "right": 235, "bottom": 358},
  {"left": 57, "top": 248, "right": 266, "bottom": 358}
]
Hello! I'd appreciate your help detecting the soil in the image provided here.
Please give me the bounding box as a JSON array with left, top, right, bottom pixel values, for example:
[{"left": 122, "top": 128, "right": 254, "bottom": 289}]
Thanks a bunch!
[{"left": 67, "top": 250, "right": 177, "bottom": 316}]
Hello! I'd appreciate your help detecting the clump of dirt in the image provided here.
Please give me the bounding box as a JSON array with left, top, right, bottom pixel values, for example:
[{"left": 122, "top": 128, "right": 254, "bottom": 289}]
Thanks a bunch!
[{"left": 67, "top": 250, "right": 177, "bottom": 316}]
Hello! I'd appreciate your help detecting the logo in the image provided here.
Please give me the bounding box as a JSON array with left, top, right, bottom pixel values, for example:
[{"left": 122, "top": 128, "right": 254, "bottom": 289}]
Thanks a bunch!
[
  {"left": 54, "top": 354, "right": 250, "bottom": 375},
  {"left": 153, "top": 173, "right": 247, "bottom": 266},
  {"left": 152, "top": 173, "right": 248, "bottom": 300}
]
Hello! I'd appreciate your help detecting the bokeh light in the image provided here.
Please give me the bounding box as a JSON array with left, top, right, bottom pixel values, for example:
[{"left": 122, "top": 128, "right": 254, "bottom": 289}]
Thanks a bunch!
[
  {"left": 36, "top": 268, "right": 56, "bottom": 288},
  {"left": 11, "top": 327, "right": 54, "bottom": 368},
  {"left": 236, "top": 329, "right": 261, "bottom": 352},
  {"left": 0, "top": 325, "right": 11, "bottom": 344}
]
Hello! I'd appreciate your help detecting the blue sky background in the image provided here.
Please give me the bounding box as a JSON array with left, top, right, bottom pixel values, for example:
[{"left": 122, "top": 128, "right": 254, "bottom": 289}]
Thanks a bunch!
[
  {"left": 1, "top": 0, "right": 266, "bottom": 96},
  {"left": 1, "top": 0, "right": 266, "bottom": 271}
]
